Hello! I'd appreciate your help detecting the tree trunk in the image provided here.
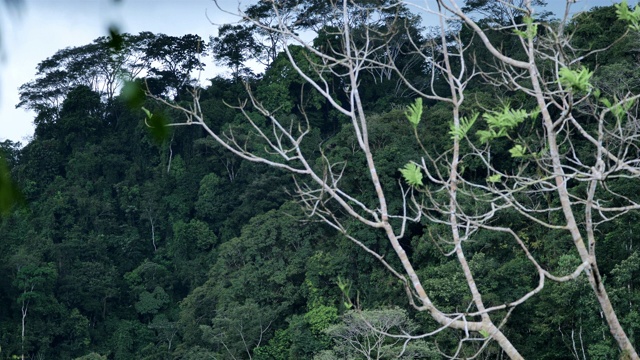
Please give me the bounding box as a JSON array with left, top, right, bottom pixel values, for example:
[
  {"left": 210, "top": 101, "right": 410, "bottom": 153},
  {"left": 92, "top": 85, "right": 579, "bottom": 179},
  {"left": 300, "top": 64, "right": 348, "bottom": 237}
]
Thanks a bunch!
[{"left": 589, "top": 266, "right": 639, "bottom": 359}]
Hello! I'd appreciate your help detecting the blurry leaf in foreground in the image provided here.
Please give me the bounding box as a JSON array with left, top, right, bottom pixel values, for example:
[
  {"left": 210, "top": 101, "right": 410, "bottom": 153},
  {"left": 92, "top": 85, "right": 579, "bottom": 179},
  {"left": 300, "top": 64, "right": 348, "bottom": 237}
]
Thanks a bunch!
[
  {"left": 122, "top": 80, "right": 146, "bottom": 109},
  {"left": 0, "top": 0, "right": 25, "bottom": 61},
  {"left": 107, "top": 24, "right": 124, "bottom": 51},
  {"left": 142, "top": 107, "right": 169, "bottom": 143},
  {"left": 0, "top": 154, "right": 23, "bottom": 215}
]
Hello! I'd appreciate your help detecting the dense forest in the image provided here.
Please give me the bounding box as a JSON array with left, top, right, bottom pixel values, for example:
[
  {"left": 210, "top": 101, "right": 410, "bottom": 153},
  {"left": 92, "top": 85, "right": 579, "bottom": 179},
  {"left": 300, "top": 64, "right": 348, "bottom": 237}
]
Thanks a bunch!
[{"left": 1, "top": 0, "right": 640, "bottom": 359}]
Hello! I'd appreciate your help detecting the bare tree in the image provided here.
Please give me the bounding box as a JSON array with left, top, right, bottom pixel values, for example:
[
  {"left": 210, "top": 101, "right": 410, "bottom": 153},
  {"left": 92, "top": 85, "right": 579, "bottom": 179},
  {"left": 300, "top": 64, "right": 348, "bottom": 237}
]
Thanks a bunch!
[
  {"left": 322, "top": 307, "right": 439, "bottom": 359},
  {"left": 427, "top": 1, "right": 640, "bottom": 358},
  {"left": 148, "top": 0, "right": 640, "bottom": 358}
]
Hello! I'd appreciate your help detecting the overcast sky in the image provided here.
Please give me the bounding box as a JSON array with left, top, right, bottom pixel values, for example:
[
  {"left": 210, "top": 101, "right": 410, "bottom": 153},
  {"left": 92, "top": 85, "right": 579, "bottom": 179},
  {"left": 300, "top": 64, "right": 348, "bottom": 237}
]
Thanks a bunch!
[
  {"left": 0, "top": 0, "right": 633, "bottom": 144},
  {"left": 0, "top": 0, "right": 247, "bottom": 144}
]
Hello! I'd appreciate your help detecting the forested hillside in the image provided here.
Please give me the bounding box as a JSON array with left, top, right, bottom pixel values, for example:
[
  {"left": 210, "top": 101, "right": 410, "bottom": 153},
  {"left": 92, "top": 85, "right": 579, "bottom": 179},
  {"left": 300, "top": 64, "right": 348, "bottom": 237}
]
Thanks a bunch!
[{"left": 1, "top": 1, "right": 640, "bottom": 359}]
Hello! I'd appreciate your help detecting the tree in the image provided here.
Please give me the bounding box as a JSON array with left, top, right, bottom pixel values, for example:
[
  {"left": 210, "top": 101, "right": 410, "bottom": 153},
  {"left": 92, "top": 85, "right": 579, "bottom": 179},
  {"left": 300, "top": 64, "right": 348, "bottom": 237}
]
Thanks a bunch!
[
  {"left": 462, "top": 0, "right": 550, "bottom": 26},
  {"left": 10, "top": 259, "right": 59, "bottom": 359},
  {"left": 144, "top": 33, "right": 207, "bottom": 96},
  {"left": 0, "top": 140, "right": 23, "bottom": 215},
  {"left": 16, "top": 34, "right": 136, "bottom": 116},
  {"left": 322, "top": 308, "right": 439, "bottom": 359},
  {"left": 177, "top": 201, "right": 324, "bottom": 356},
  {"left": 210, "top": 24, "right": 260, "bottom": 80},
  {"left": 16, "top": 32, "right": 205, "bottom": 128},
  {"left": 150, "top": 1, "right": 640, "bottom": 358}
]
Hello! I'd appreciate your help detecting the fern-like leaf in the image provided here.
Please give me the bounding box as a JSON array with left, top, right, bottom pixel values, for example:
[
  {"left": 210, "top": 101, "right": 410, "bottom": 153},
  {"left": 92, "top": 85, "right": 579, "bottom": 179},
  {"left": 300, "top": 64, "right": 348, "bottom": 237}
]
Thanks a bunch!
[
  {"left": 509, "top": 144, "right": 526, "bottom": 158},
  {"left": 400, "top": 163, "right": 424, "bottom": 187},
  {"left": 616, "top": 0, "right": 640, "bottom": 31},
  {"left": 487, "top": 174, "right": 502, "bottom": 183},
  {"left": 449, "top": 113, "right": 478, "bottom": 140},
  {"left": 405, "top": 98, "right": 423, "bottom": 129},
  {"left": 559, "top": 66, "right": 593, "bottom": 92}
]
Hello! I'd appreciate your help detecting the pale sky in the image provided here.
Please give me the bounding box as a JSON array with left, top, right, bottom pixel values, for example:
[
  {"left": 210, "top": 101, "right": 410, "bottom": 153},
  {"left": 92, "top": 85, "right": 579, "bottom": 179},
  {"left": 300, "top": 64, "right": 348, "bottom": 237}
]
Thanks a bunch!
[
  {"left": 0, "top": 0, "right": 633, "bottom": 144},
  {"left": 0, "top": 0, "right": 248, "bottom": 144}
]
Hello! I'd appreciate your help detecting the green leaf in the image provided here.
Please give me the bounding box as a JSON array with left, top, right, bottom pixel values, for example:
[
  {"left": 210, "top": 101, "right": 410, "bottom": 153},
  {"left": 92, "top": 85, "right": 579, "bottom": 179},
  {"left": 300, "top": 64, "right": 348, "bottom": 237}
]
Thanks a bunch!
[
  {"left": 476, "top": 129, "right": 495, "bottom": 144},
  {"left": 529, "top": 107, "right": 540, "bottom": 120},
  {"left": 449, "top": 113, "right": 478, "bottom": 140},
  {"left": 623, "top": 98, "right": 636, "bottom": 112},
  {"left": 483, "top": 105, "right": 528, "bottom": 130},
  {"left": 617, "top": 0, "right": 631, "bottom": 19},
  {"left": 513, "top": 16, "right": 538, "bottom": 39},
  {"left": 601, "top": 96, "right": 636, "bottom": 122},
  {"left": 559, "top": 66, "right": 593, "bottom": 92},
  {"left": 142, "top": 106, "right": 153, "bottom": 119},
  {"left": 121, "top": 81, "right": 146, "bottom": 109},
  {"left": 142, "top": 107, "right": 169, "bottom": 143},
  {"left": 405, "top": 98, "right": 423, "bottom": 129},
  {"left": 400, "top": 163, "right": 424, "bottom": 187},
  {"left": 487, "top": 174, "right": 502, "bottom": 183},
  {"left": 509, "top": 144, "right": 526, "bottom": 158},
  {"left": 337, "top": 276, "right": 350, "bottom": 293},
  {"left": 107, "top": 25, "right": 124, "bottom": 52},
  {"left": 479, "top": 329, "right": 490, "bottom": 338},
  {"left": 337, "top": 276, "right": 353, "bottom": 309},
  {"left": 616, "top": 0, "right": 640, "bottom": 31}
]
